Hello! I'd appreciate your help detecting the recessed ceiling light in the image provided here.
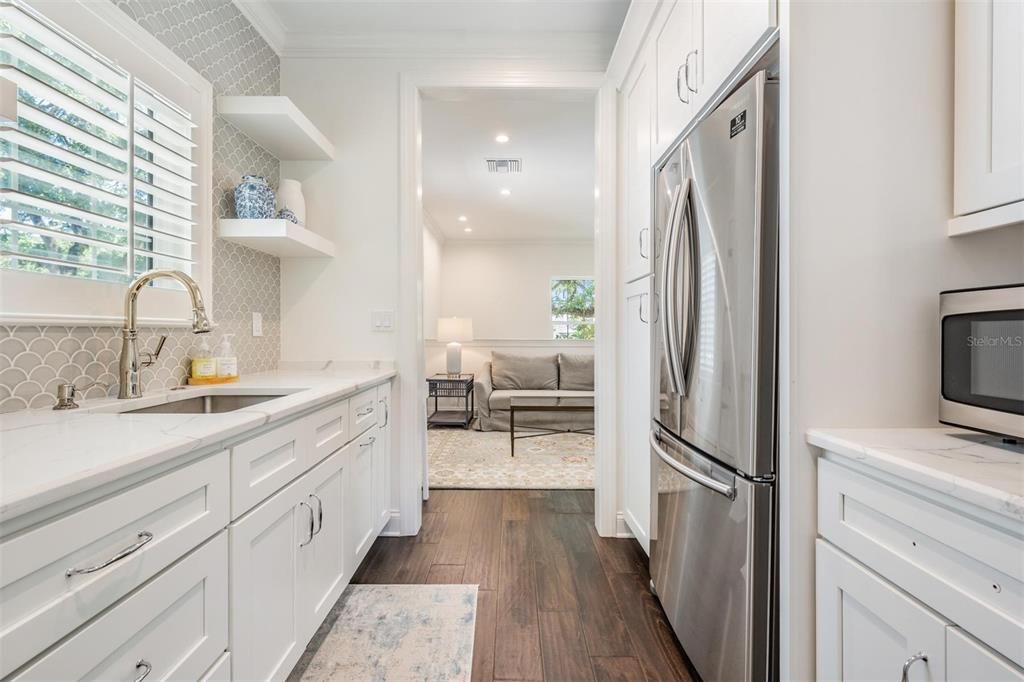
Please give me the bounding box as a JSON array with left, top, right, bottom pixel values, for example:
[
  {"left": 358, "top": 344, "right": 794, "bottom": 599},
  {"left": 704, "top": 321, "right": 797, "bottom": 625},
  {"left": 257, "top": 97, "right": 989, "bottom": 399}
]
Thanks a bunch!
[
  {"left": 495, "top": 133, "right": 510, "bottom": 143},
  {"left": 457, "top": 215, "right": 468, "bottom": 222},
  {"left": 463, "top": 227, "right": 472, "bottom": 233},
  {"left": 500, "top": 188, "right": 511, "bottom": 196}
]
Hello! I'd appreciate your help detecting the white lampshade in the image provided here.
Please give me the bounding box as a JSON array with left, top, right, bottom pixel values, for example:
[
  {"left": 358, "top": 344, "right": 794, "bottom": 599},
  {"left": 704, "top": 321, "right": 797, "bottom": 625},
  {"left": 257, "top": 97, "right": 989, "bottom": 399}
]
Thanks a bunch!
[{"left": 437, "top": 317, "right": 474, "bottom": 342}]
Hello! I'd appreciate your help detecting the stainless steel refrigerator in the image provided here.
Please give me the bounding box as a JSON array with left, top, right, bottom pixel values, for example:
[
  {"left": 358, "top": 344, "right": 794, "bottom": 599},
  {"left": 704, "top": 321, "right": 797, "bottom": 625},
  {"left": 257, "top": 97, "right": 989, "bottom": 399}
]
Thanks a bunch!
[{"left": 649, "top": 70, "right": 779, "bottom": 682}]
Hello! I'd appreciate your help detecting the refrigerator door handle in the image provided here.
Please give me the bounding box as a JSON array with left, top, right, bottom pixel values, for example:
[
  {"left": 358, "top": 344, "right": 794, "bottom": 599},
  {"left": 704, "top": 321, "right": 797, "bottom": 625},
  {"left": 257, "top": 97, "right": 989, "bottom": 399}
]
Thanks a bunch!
[
  {"left": 650, "top": 430, "right": 737, "bottom": 500},
  {"left": 660, "top": 182, "right": 685, "bottom": 396},
  {"left": 677, "top": 175, "right": 700, "bottom": 393}
]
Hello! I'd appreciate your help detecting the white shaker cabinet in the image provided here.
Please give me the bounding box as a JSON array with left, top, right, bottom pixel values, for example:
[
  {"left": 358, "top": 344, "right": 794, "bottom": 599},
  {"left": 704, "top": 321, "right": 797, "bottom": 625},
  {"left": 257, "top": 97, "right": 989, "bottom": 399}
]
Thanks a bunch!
[
  {"left": 817, "top": 540, "right": 948, "bottom": 682},
  {"left": 655, "top": 0, "right": 700, "bottom": 157},
  {"left": 229, "top": 479, "right": 305, "bottom": 682},
  {"left": 624, "top": 46, "right": 655, "bottom": 282},
  {"left": 947, "top": 627, "right": 1024, "bottom": 682},
  {"left": 952, "top": 0, "right": 1024, "bottom": 232},
  {"left": 622, "top": 277, "right": 653, "bottom": 552},
  {"left": 700, "top": 0, "right": 775, "bottom": 102},
  {"left": 297, "top": 448, "right": 349, "bottom": 644},
  {"left": 348, "top": 429, "right": 377, "bottom": 567},
  {"left": 375, "top": 381, "right": 393, "bottom": 532}
]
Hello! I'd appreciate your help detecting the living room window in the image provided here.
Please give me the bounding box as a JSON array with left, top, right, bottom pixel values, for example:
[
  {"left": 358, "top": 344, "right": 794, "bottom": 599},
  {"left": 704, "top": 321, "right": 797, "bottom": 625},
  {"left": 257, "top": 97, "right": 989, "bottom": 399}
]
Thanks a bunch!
[
  {"left": 551, "top": 277, "right": 595, "bottom": 340},
  {"left": 0, "top": 0, "right": 212, "bottom": 325}
]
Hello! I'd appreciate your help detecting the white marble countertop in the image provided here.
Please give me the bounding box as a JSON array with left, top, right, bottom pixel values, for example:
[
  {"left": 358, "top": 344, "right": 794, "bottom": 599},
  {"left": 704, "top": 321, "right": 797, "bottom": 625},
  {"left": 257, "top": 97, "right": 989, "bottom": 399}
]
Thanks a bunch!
[
  {"left": 807, "top": 427, "right": 1024, "bottom": 522},
  {"left": 0, "top": 366, "right": 396, "bottom": 525}
]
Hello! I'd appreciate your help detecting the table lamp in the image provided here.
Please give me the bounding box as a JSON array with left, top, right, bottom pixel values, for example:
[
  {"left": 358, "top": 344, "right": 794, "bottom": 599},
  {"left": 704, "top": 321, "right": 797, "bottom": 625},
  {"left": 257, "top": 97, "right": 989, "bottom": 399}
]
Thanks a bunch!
[{"left": 437, "top": 317, "right": 474, "bottom": 375}]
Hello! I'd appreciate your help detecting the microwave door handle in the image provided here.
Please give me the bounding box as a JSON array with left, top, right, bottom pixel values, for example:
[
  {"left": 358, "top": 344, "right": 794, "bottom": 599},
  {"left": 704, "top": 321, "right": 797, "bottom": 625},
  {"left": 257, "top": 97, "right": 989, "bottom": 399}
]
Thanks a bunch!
[
  {"left": 660, "top": 182, "right": 685, "bottom": 396},
  {"left": 650, "top": 431, "right": 736, "bottom": 500}
]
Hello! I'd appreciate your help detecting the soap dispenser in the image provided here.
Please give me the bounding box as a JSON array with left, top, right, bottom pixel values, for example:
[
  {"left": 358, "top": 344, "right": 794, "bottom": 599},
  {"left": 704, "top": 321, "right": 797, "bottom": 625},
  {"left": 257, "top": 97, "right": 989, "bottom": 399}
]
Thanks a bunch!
[
  {"left": 215, "top": 334, "right": 239, "bottom": 381},
  {"left": 190, "top": 337, "right": 216, "bottom": 383}
]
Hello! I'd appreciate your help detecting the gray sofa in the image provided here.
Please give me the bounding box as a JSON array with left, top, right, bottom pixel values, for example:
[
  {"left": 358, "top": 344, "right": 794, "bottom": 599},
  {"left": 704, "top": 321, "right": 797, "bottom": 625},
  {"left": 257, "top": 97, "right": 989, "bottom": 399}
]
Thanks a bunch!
[{"left": 475, "top": 352, "right": 594, "bottom": 432}]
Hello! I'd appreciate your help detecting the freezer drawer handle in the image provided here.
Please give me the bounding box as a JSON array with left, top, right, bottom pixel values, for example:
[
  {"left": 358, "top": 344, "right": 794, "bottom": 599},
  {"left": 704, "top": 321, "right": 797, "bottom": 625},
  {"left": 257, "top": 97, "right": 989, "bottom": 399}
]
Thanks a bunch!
[{"left": 650, "top": 431, "right": 736, "bottom": 500}]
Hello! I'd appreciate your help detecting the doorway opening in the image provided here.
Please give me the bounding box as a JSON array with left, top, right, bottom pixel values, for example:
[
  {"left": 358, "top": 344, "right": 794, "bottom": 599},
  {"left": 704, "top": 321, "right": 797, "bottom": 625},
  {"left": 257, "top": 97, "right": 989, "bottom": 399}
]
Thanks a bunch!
[
  {"left": 396, "top": 73, "right": 617, "bottom": 536},
  {"left": 421, "top": 87, "right": 596, "bottom": 490}
]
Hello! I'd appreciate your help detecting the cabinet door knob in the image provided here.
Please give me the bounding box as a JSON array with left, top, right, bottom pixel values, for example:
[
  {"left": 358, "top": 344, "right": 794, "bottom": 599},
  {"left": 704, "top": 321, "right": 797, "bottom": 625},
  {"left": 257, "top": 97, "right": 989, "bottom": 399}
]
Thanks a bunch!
[{"left": 900, "top": 652, "right": 928, "bottom": 682}]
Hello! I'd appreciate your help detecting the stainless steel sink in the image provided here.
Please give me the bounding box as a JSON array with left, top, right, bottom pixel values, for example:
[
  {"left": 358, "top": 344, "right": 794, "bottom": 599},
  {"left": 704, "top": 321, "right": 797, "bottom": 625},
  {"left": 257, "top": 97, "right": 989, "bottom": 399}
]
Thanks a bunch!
[{"left": 121, "top": 394, "right": 286, "bottom": 415}]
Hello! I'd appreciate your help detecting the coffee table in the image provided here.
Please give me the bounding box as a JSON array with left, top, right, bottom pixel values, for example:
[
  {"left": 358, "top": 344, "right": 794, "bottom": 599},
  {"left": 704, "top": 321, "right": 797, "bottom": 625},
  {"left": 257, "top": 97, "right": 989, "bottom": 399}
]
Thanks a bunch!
[{"left": 509, "top": 396, "right": 594, "bottom": 457}]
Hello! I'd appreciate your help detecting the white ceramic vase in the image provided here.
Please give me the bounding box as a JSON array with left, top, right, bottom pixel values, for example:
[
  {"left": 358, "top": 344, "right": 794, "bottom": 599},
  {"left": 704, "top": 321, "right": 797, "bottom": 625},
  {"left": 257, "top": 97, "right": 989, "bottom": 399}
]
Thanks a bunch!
[{"left": 276, "top": 178, "right": 306, "bottom": 225}]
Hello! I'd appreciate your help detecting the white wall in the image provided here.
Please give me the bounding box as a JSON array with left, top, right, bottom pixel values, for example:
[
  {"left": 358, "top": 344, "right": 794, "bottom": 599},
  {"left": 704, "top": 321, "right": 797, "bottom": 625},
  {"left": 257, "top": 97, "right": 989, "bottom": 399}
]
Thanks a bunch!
[
  {"left": 280, "top": 57, "right": 605, "bottom": 365},
  {"left": 423, "top": 222, "right": 443, "bottom": 340},
  {"left": 436, "top": 240, "right": 595, "bottom": 340},
  {"left": 780, "top": 1, "right": 1024, "bottom": 678}
]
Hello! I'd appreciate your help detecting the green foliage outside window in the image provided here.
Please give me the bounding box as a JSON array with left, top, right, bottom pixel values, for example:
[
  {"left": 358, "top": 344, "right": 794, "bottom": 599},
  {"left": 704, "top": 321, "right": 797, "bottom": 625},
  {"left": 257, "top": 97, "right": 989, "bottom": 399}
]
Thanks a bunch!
[{"left": 551, "top": 278, "right": 595, "bottom": 340}]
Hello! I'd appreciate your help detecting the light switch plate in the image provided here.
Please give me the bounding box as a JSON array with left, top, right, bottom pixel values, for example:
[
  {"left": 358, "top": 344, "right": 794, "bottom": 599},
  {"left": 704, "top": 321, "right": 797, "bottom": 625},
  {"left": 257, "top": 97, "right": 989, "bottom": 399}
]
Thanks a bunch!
[
  {"left": 371, "top": 310, "right": 394, "bottom": 332},
  {"left": 252, "top": 312, "right": 263, "bottom": 337}
]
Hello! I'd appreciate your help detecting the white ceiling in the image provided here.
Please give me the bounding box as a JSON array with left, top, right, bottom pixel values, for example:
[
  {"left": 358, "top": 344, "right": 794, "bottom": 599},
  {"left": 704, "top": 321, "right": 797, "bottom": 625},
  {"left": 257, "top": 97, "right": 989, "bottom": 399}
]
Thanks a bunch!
[
  {"left": 233, "top": 0, "right": 631, "bottom": 60},
  {"left": 422, "top": 88, "right": 595, "bottom": 242}
]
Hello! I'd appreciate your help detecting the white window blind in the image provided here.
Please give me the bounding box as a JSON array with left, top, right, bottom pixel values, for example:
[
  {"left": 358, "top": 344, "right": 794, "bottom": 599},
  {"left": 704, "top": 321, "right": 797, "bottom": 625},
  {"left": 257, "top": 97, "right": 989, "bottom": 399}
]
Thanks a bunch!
[{"left": 0, "top": 0, "right": 196, "bottom": 287}]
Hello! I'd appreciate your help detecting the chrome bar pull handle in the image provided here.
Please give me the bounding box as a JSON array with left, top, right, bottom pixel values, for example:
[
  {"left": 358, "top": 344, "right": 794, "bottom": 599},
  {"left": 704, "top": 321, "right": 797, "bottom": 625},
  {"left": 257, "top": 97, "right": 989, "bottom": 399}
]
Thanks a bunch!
[
  {"left": 299, "top": 502, "right": 315, "bottom": 547},
  {"left": 66, "top": 531, "right": 154, "bottom": 577},
  {"left": 676, "top": 64, "right": 689, "bottom": 103},
  {"left": 639, "top": 293, "right": 649, "bottom": 324},
  {"left": 685, "top": 50, "right": 699, "bottom": 94},
  {"left": 309, "top": 494, "right": 324, "bottom": 535},
  {"left": 134, "top": 660, "right": 152, "bottom": 682},
  {"left": 380, "top": 399, "right": 389, "bottom": 427},
  {"left": 900, "top": 652, "right": 928, "bottom": 682},
  {"left": 357, "top": 406, "right": 375, "bottom": 417},
  {"left": 639, "top": 227, "right": 649, "bottom": 259}
]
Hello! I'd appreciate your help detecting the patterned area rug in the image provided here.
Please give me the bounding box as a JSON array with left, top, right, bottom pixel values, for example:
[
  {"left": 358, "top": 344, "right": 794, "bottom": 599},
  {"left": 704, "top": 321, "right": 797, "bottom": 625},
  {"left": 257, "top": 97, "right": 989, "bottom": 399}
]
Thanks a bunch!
[
  {"left": 428, "top": 427, "right": 594, "bottom": 489},
  {"left": 290, "top": 585, "right": 477, "bottom": 681}
]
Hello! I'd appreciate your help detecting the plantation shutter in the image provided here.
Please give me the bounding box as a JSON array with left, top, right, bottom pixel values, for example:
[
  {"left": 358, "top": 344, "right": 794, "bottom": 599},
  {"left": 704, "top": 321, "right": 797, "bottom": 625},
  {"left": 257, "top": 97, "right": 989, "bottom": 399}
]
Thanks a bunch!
[{"left": 0, "top": 0, "right": 196, "bottom": 286}]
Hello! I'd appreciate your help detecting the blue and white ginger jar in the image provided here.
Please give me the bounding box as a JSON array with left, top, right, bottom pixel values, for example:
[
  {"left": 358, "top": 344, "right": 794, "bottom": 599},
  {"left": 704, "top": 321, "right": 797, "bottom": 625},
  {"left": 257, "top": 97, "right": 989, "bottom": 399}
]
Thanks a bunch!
[{"left": 234, "top": 175, "right": 275, "bottom": 219}]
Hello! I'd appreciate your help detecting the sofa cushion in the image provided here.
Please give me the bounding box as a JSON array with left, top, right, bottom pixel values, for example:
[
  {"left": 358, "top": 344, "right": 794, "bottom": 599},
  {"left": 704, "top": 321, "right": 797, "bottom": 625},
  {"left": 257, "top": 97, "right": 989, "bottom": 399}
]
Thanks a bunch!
[
  {"left": 491, "top": 352, "right": 558, "bottom": 390},
  {"left": 558, "top": 353, "right": 595, "bottom": 390},
  {"left": 489, "top": 389, "right": 594, "bottom": 411}
]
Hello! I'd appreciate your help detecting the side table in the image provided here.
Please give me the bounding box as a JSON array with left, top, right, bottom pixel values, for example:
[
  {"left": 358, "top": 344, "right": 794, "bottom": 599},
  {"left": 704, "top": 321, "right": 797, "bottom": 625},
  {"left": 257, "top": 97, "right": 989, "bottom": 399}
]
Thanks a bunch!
[{"left": 426, "top": 374, "right": 475, "bottom": 428}]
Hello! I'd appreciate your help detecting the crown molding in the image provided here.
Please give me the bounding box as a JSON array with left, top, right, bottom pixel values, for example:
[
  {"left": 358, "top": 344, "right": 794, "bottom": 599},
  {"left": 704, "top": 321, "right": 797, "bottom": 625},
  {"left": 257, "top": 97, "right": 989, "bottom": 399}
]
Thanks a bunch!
[{"left": 231, "top": 0, "right": 285, "bottom": 55}]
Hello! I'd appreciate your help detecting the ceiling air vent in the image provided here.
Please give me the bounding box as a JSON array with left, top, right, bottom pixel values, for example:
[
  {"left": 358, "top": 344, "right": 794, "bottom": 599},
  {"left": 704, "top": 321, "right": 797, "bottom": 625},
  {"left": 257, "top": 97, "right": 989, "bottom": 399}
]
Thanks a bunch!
[{"left": 486, "top": 158, "right": 522, "bottom": 174}]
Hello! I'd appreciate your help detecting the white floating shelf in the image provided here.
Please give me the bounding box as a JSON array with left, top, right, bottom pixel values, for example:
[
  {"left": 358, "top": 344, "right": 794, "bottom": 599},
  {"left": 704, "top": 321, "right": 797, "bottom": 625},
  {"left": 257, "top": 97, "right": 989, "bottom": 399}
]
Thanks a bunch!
[
  {"left": 219, "top": 219, "right": 335, "bottom": 258},
  {"left": 948, "top": 200, "right": 1024, "bottom": 237},
  {"left": 217, "top": 96, "right": 335, "bottom": 161}
]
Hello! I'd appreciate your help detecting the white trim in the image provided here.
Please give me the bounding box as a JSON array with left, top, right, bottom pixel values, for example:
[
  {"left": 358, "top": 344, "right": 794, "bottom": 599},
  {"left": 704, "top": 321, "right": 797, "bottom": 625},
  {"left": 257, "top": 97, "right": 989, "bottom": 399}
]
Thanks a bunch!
[
  {"left": 399, "top": 70, "right": 617, "bottom": 538},
  {"left": 230, "top": 0, "right": 286, "bottom": 56},
  {"left": 3, "top": 0, "right": 214, "bottom": 327},
  {"left": 442, "top": 238, "right": 596, "bottom": 247},
  {"left": 948, "top": 200, "right": 1024, "bottom": 236},
  {"left": 424, "top": 338, "right": 594, "bottom": 349},
  {"left": 605, "top": 0, "right": 663, "bottom": 90},
  {"left": 380, "top": 510, "right": 402, "bottom": 537},
  {"left": 615, "top": 511, "right": 635, "bottom": 539}
]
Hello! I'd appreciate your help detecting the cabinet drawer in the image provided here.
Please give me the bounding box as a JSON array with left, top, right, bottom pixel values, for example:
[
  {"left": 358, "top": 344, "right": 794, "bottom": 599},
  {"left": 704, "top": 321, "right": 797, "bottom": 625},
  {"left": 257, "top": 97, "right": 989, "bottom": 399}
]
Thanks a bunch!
[
  {"left": 948, "top": 626, "right": 1024, "bottom": 681},
  {"left": 12, "top": 532, "right": 228, "bottom": 681},
  {"left": 819, "top": 455, "right": 1024, "bottom": 667},
  {"left": 199, "top": 652, "right": 231, "bottom": 682},
  {"left": 231, "top": 418, "right": 309, "bottom": 518},
  {"left": 0, "top": 452, "right": 229, "bottom": 678},
  {"left": 349, "top": 388, "right": 378, "bottom": 437},
  {"left": 307, "top": 398, "right": 349, "bottom": 466}
]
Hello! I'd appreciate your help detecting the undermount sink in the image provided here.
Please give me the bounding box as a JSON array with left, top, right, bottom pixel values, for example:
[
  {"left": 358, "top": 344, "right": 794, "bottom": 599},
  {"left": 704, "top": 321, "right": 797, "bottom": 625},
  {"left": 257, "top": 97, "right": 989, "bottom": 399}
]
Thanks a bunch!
[{"left": 121, "top": 394, "right": 287, "bottom": 415}]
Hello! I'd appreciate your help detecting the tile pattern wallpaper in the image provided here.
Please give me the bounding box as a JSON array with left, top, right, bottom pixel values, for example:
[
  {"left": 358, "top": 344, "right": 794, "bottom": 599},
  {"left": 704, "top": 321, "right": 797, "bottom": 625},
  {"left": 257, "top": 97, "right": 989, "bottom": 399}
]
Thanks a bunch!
[{"left": 0, "top": 0, "right": 282, "bottom": 413}]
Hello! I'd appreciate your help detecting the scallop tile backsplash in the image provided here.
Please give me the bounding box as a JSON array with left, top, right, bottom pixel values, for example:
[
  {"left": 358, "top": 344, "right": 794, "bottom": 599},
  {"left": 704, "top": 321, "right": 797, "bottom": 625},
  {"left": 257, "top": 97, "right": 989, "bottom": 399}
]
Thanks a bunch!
[{"left": 0, "top": 0, "right": 282, "bottom": 413}]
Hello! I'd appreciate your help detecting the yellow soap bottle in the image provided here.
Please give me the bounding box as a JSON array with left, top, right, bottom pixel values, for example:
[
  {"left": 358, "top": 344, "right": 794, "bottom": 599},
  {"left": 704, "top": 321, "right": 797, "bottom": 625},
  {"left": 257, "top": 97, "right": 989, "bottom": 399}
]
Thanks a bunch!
[{"left": 190, "top": 337, "right": 217, "bottom": 383}]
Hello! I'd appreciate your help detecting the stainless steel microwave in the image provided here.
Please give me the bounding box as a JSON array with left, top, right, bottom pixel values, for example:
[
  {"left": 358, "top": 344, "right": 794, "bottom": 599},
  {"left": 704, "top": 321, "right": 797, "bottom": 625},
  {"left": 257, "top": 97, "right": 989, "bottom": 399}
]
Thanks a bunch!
[{"left": 940, "top": 284, "right": 1024, "bottom": 440}]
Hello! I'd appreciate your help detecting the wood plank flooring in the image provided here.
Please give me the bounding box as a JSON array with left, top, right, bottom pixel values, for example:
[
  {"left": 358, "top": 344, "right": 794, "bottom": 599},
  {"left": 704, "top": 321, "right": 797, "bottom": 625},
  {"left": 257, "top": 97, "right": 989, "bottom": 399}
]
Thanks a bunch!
[{"left": 352, "top": 490, "right": 697, "bottom": 682}]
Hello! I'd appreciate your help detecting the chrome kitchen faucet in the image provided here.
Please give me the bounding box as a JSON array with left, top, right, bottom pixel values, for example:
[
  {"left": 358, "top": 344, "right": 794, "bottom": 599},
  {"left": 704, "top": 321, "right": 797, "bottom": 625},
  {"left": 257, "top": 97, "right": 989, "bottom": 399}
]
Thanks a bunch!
[{"left": 119, "top": 270, "right": 211, "bottom": 399}]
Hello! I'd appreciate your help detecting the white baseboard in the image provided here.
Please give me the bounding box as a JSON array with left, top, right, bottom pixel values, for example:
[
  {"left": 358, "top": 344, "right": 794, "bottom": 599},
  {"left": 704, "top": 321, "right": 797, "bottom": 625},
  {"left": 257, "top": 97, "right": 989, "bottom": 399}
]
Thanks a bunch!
[
  {"left": 380, "top": 510, "right": 403, "bottom": 536},
  {"left": 615, "top": 511, "right": 635, "bottom": 539}
]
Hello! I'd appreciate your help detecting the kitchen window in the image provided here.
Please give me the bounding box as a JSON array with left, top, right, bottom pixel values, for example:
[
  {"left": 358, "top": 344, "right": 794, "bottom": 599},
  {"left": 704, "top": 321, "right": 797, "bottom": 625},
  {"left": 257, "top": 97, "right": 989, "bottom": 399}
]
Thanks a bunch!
[
  {"left": 0, "top": 0, "right": 212, "bottom": 325},
  {"left": 551, "top": 277, "right": 595, "bottom": 340}
]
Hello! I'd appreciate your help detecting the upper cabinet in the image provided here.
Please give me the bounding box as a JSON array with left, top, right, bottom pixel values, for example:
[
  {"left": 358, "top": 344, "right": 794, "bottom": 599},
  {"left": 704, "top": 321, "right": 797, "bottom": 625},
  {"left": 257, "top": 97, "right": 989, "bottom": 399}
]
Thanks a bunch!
[
  {"left": 653, "top": 0, "right": 775, "bottom": 161},
  {"left": 951, "top": 0, "right": 1024, "bottom": 236},
  {"left": 701, "top": 0, "right": 777, "bottom": 101},
  {"left": 655, "top": 0, "right": 700, "bottom": 156},
  {"left": 625, "top": 47, "right": 655, "bottom": 282}
]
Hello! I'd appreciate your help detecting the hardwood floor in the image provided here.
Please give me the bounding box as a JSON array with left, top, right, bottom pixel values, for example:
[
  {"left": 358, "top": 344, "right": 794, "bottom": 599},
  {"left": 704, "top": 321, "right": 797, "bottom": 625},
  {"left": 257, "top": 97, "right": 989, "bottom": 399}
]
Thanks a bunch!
[{"left": 352, "top": 489, "right": 697, "bottom": 682}]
